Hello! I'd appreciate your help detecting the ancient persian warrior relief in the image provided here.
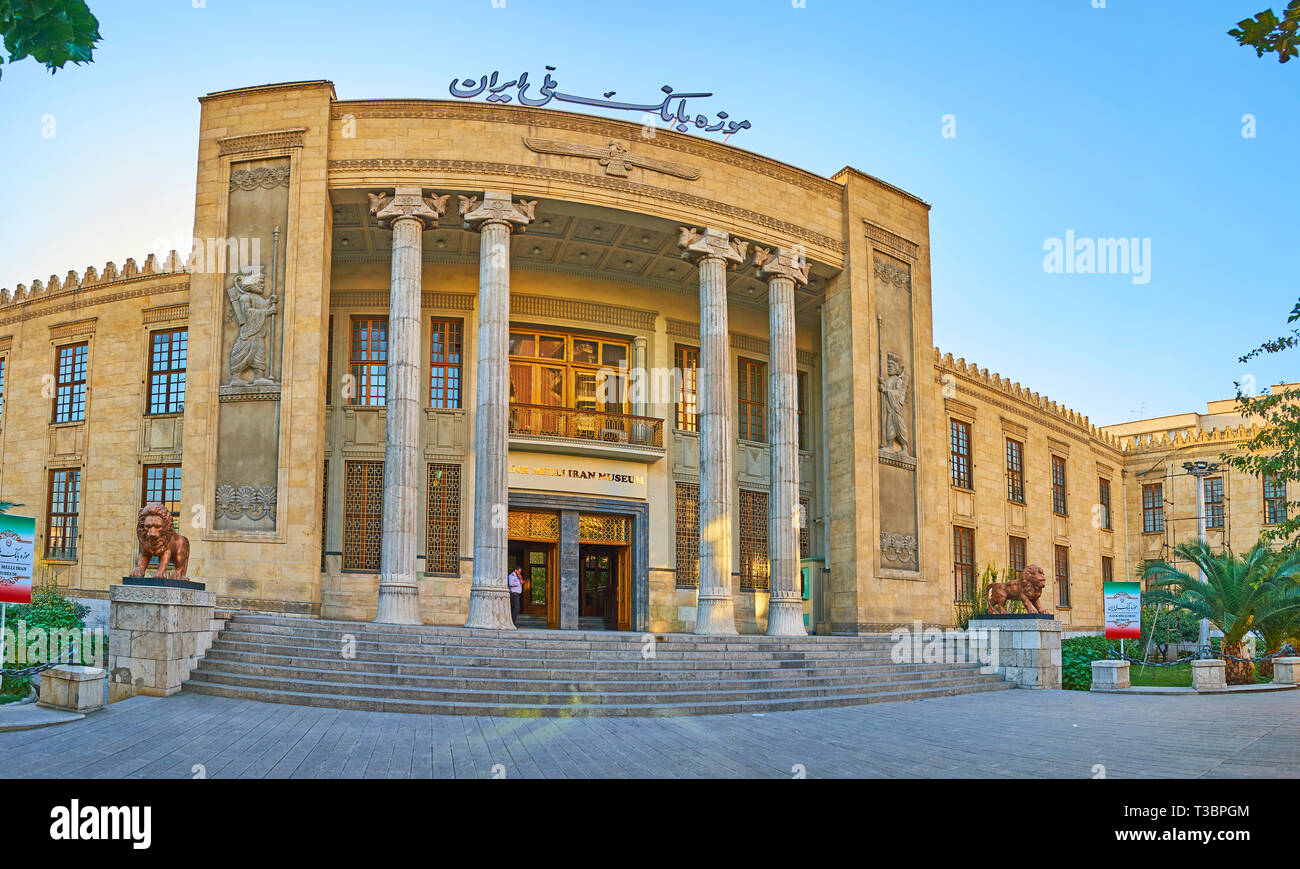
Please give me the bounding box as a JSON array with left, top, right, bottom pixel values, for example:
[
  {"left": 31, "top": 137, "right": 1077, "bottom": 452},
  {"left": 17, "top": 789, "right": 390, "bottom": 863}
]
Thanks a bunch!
[
  {"left": 877, "top": 317, "right": 910, "bottom": 452},
  {"left": 225, "top": 263, "right": 277, "bottom": 386}
]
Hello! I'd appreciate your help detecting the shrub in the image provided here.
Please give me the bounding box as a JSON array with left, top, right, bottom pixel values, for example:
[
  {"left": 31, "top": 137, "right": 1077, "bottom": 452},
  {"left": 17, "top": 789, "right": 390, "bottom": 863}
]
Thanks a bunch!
[
  {"left": 1, "top": 582, "right": 89, "bottom": 697},
  {"left": 1062, "top": 635, "right": 1137, "bottom": 691}
]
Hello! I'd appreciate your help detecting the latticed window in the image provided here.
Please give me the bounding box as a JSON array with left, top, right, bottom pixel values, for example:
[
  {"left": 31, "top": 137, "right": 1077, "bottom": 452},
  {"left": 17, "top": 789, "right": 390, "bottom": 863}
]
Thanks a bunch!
[
  {"left": 738, "top": 358, "right": 765, "bottom": 442},
  {"left": 1051, "top": 455, "right": 1068, "bottom": 516},
  {"left": 1098, "top": 477, "right": 1112, "bottom": 530},
  {"left": 349, "top": 318, "right": 387, "bottom": 406},
  {"left": 147, "top": 329, "right": 186, "bottom": 415},
  {"left": 739, "top": 489, "right": 769, "bottom": 591},
  {"left": 141, "top": 464, "right": 181, "bottom": 517},
  {"left": 1204, "top": 476, "right": 1225, "bottom": 529},
  {"left": 425, "top": 463, "right": 461, "bottom": 574},
  {"left": 1102, "top": 556, "right": 1114, "bottom": 583},
  {"left": 325, "top": 315, "right": 334, "bottom": 406},
  {"left": 1009, "top": 535, "right": 1026, "bottom": 574},
  {"left": 579, "top": 514, "right": 630, "bottom": 543},
  {"left": 46, "top": 468, "right": 81, "bottom": 560},
  {"left": 321, "top": 459, "right": 328, "bottom": 570},
  {"left": 675, "top": 482, "right": 700, "bottom": 588},
  {"left": 950, "top": 419, "right": 972, "bottom": 489},
  {"left": 54, "top": 343, "right": 87, "bottom": 423},
  {"left": 1264, "top": 475, "right": 1287, "bottom": 525},
  {"left": 675, "top": 344, "right": 698, "bottom": 431},
  {"left": 0, "top": 356, "right": 6, "bottom": 421},
  {"left": 507, "top": 510, "right": 560, "bottom": 541},
  {"left": 1006, "top": 438, "right": 1024, "bottom": 503},
  {"left": 1143, "top": 483, "right": 1164, "bottom": 532},
  {"left": 343, "top": 461, "right": 384, "bottom": 571},
  {"left": 799, "top": 497, "right": 811, "bottom": 559},
  {"left": 1055, "top": 544, "right": 1071, "bottom": 608},
  {"left": 953, "top": 526, "right": 975, "bottom": 602},
  {"left": 430, "top": 319, "right": 463, "bottom": 409}
]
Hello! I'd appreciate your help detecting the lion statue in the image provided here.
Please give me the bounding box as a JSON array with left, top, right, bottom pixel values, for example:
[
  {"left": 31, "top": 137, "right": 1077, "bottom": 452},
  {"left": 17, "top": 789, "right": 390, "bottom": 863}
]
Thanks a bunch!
[
  {"left": 129, "top": 502, "right": 191, "bottom": 582},
  {"left": 986, "top": 564, "right": 1050, "bottom": 615}
]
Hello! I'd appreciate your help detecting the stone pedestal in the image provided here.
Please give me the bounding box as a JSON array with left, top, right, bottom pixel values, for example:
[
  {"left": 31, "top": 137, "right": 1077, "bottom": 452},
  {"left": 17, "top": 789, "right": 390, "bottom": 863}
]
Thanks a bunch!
[
  {"left": 38, "top": 665, "right": 105, "bottom": 713},
  {"left": 1191, "top": 658, "right": 1227, "bottom": 692},
  {"left": 968, "top": 615, "right": 1061, "bottom": 689},
  {"left": 1090, "top": 659, "right": 1130, "bottom": 691},
  {"left": 1272, "top": 656, "right": 1300, "bottom": 686},
  {"left": 108, "top": 583, "right": 216, "bottom": 702}
]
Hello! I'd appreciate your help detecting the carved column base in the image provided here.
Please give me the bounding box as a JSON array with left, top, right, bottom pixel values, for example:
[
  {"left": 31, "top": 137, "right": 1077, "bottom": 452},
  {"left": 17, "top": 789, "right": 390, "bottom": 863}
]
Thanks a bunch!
[
  {"left": 694, "top": 594, "right": 738, "bottom": 636},
  {"left": 766, "top": 598, "right": 807, "bottom": 637},
  {"left": 374, "top": 580, "right": 421, "bottom": 625},
  {"left": 465, "top": 587, "right": 516, "bottom": 630}
]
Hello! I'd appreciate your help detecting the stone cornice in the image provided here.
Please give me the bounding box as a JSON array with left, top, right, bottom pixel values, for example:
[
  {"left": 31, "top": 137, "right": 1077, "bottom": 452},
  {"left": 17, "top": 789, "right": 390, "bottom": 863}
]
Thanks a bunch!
[
  {"left": 864, "top": 220, "right": 920, "bottom": 262},
  {"left": 142, "top": 303, "right": 189, "bottom": 326},
  {"left": 330, "top": 100, "right": 844, "bottom": 200},
  {"left": 0, "top": 278, "right": 188, "bottom": 330},
  {"left": 218, "top": 127, "right": 306, "bottom": 157},
  {"left": 327, "top": 158, "right": 844, "bottom": 258},
  {"left": 664, "top": 319, "right": 815, "bottom": 365},
  {"left": 49, "top": 317, "right": 97, "bottom": 341},
  {"left": 0, "top": 335, "right": 10, "bottom": 353},
  {"left": 201, "top": 80, "right": 336, "bottom": 102}
]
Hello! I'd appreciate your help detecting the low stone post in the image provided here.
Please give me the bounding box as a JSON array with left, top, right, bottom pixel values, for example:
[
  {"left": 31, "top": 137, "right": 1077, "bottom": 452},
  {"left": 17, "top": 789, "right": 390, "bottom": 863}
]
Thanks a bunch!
[
  {"left": 1190, "top": 659, "right": 1227, "bottom": 692},
  {"left": 38, "top": 665, "right": 106, "bottom": 713},
  {"left": 967, "top": 615, "right": 1061, "bottom": 689},
  {"left": 1090, "top": 659, "right": 1130, "bottom": 691},
  {"left": 108, "top": 583, "right": 216, "bottom": 702},
  {"left": 1271, "top": 656, "right": 1300, "bottom": 686}
]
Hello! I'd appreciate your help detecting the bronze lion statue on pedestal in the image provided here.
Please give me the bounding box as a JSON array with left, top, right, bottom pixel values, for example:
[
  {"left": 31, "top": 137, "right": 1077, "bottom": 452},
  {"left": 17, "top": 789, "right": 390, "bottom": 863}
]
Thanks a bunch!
[
  {"left": 986, "top": 564, "right": 1050, "bottom": 615},
  {"left": 129, "top": 502, "right": 191, "bottom": 582}
]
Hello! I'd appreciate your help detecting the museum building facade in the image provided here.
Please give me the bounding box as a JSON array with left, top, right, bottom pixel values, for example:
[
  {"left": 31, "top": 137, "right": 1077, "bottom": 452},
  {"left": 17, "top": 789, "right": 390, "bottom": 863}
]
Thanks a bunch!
[{"left": 0, "top": 80, "right": 1290, "bottom": 636}]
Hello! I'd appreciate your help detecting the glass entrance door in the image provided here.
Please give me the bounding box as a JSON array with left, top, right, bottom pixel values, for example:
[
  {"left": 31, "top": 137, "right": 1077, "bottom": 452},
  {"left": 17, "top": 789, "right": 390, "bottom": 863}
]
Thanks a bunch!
[
  {"left": 579, "top": 545, "right": 618, "bottom": 628},
  {"left": 508, "top": 543, "right": 552, "bottom": 618}
]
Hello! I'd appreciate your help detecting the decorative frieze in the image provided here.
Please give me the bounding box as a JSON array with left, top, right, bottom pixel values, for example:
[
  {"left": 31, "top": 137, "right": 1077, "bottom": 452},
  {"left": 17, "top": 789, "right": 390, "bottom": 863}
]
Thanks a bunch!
[
  {"left": 873, "top": 257, "right": 911, "bottom": 290},
  {"left": 863, "top": 219, "right": 920, "bottom": 261},
  {"left": 880, "top": 531, "right": 919, "bottom": 566},
  {"left": 49, "top": 318, "right": 97, "bottom": 341},
  {"left": 523, "top": 137, "right": 701, "bottom": 180},
  {"left": 218, "top": 128, "right": 306, "bottom": 157},
  {"left": 214, "top": 484, "right": 278, "bottom": 522},
  {"left": 142, "top": 304, "right": 188, "bottom": 325},
  {"left": 512, "top": 293, "right": 656, "bottom": 332},
  {"left": 229, "top": 165, "right": 290, "bottom": 192}
]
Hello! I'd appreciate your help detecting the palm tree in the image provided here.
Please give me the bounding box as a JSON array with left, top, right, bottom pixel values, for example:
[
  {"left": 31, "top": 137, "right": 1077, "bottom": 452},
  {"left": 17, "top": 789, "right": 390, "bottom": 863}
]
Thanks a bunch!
[{"left": 1141, "top": 541, "right": 1300, "bottom": 685}]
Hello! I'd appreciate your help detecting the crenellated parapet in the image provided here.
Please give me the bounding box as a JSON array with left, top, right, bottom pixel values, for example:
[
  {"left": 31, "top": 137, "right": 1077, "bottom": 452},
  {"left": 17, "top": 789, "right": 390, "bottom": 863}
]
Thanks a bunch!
[
  {"left": 1121, "top": 421, "right": 1260, "bottom": 454},
  {"left": 0, "top": 251, "right": 191, "bottom": 311},
  {"left": 932, "top": 346, "right": 1126, "bottom": 452}
]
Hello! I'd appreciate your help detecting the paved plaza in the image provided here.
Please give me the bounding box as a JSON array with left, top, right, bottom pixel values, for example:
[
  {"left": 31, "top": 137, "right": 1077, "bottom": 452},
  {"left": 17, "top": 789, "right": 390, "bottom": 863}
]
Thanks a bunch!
[{"left": 1, "top": 688, "right": 1297, "bottom": 779}]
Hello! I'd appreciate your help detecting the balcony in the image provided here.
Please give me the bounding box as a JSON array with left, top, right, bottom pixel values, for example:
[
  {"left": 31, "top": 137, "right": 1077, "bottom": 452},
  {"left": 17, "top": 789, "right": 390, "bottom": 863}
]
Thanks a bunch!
[{"left": 508, "top": 402, "right": 665, "bottom": 463}]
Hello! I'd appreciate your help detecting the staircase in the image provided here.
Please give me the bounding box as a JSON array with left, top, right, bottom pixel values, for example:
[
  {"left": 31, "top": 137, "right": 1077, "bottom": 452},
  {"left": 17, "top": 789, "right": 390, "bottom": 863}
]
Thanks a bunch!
[{"left": 183, "top": 614, "right": 1014, "bottom": 717}]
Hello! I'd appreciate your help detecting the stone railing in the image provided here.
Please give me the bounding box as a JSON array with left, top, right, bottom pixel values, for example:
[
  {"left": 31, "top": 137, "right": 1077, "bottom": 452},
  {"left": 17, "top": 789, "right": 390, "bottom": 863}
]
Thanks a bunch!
[{"left": 508, "top": 403, "right": 664, "bottom": 449}]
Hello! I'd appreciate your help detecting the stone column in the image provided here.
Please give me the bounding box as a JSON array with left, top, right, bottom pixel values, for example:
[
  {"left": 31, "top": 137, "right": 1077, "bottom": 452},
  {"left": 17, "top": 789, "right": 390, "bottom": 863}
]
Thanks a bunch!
[
  {"left": 678, "top": 227, "right": 747, "bottom": 636},
  {"left": 461, "top": 192, "right": 537, "bottom": 630},
  {"left": 754, "top": 247, "right": 809, "bottom": 636},
  {"left": 369, "top": 189, "right": 448, "bottom": 625}
]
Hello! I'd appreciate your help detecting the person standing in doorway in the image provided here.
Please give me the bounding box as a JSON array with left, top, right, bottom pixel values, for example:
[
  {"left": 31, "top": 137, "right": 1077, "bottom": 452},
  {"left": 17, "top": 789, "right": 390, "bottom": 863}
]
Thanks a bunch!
[{"left": 508, "top": 563, "right": 523, "bottom": 626}]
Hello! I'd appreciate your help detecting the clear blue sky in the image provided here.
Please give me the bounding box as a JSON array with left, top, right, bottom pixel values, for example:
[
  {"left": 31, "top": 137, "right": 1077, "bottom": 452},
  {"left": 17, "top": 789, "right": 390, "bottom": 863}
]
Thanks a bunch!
[{"left": 0, "top": 0, "right": 1295, "bottom": 425}]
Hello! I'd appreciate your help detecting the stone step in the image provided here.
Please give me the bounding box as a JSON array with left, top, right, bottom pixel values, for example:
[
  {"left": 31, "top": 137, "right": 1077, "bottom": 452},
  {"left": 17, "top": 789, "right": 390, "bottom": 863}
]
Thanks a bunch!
[
  {"left": 222, "top": 615, "right": 899, "bottom": 648},
  {"left": 181, "top": 677, "right": 1015, "bottom": 717},
  {"left": 211, "top": 629, "right": 898, "bottom": 661},
  {"left": 191, "top": 657, "right": 991, "bottom": 694},
  {"left": 199, "top": 648, "right": 979, "bottom": 681},
  {"left": 185, "top": 667, "right": 1009, "bottom": 707},
  {"left": 206, "top": 638, "right": 921, "bottom": 671},
  {"left": 186, "top": 614, "right": 1013, "bottom": 717}
]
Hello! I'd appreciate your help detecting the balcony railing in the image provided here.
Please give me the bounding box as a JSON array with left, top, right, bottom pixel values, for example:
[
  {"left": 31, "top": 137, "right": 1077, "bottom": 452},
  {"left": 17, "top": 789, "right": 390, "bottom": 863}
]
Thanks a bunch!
[{"left": 508, "top": 403, "right": 664, "bottom": 449}]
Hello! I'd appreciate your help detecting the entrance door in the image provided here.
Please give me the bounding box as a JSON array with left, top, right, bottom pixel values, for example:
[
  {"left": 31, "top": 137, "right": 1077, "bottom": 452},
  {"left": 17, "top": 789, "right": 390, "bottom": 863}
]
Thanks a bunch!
[
  {"left": 508, "top": 542, "right": 555, "bottom": 626},
  {"left": 579, "top": 545, "right": 618, "bottom": 629}
]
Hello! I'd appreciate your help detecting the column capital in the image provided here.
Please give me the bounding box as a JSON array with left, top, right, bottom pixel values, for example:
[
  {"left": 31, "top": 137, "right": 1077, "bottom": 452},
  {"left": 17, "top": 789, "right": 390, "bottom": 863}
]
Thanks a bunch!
[
  {"left": 753, "top": 246, "right": 811, "bottom": 287},
  {"left": 459, "top": 191, "right": 537, "bottom": 232},
  {"left": 678, "top": 227, "right": 747, "bottom": 267},
  {"left": 368, "top": 188, "right": 448, "bottom": 230}
]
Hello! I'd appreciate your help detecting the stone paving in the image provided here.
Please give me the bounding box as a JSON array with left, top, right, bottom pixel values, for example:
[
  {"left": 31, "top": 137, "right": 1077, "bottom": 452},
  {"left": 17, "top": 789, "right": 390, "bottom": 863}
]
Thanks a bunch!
[{"left": 0, "top": 688, "right": 1297, "bottom": 778}]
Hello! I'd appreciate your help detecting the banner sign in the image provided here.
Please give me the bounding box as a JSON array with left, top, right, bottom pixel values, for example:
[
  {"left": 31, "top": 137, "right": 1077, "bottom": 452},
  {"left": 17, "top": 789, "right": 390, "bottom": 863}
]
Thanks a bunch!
[
  {"left": 1103, "top": 581, "right": 1142, "bottom": 639},
  {"left": 0, "top": 514, "right": 36, "bottom": 605}
]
